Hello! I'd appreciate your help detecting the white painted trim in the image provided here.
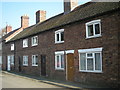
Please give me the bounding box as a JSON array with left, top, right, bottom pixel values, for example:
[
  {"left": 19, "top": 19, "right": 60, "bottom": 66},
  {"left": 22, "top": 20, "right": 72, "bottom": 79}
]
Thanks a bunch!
[
  {"left": 55, "top": 29, "right": 64, "bottom": 33},
  {"left": 78, "top": 47, "right": 103, "bottom": 53},
  {"left": 23, "top": 39, "right": 28, "bottom": 48},
  {"left": 11, "top": 43, "right": 14, "bottom": 51},
  {"left": 55, "top": 29, "right": 64, "bottom": 44},
  {"left": 85, "top": 19, "right": 101, "bottom": 39},
  {"left": 65, "top": 50, "right": 74, "bottom": 54},
  {"left": 86, "top": 19, "right": 101, "bottom": 25},
  {"left": 55, "top": 53, "right": 65, "bottom": 70},
  {"left": 78, "top": 48, "right": 103, "bottom": 73},
  {"left": 55, "top": 51, "right": 64, "bottom": 54},
  {"left": 31, "top": 36, "right": 38, "bottom": 46}
]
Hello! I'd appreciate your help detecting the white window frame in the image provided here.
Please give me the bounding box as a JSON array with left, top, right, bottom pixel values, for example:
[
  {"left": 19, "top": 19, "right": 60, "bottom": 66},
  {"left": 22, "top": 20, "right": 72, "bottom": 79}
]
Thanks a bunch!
[
  {"left": 11, "top": 43, "right": 14, "bottom": 51},
  {"left": 55, "top": 51, "right": 65, "bottom": 70},
  {"left": 86, "top": 19, "right": 101, "bottom": 39},
  {"left": 23, "top": 39, "right": 28, "bottom": 48},
  {"left": 10, "top": 55, "right": 14, "bottom": 65},
  {"left": 55, "top": 29, "right": 64, "bottom": 44},
  {"left": 32, "top": 55, "right": 38, "bottom": 66},
  {"left": 78, "top": 48, "right": 103, "bottom": 73},
  {"left": 31, "top": 36, "right": 38, "bottom": 46},
  {"left": 23, "top": 56, "right": 28, "bottom": 66}
]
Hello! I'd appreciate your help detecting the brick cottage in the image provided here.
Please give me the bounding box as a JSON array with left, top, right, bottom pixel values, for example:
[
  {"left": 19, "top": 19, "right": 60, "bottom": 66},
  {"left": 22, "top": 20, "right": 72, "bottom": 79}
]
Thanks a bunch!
[{"left": 2, "top": 1, "right": 120, "bottom": 88}]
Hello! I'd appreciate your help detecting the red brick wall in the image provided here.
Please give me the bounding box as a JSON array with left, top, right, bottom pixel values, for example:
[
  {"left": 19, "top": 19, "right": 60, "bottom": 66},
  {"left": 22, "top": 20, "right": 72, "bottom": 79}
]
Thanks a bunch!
[{"left": 2, "top": 11, "right": 119, "bottom": 87}]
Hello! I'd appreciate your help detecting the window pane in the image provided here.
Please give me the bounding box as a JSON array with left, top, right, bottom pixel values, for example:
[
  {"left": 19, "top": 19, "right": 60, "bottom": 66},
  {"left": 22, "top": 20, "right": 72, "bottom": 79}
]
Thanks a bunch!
[
  {"left": 57, "top": 34, "right": 59, "bottom": 41},
  {"left": 36, "top": 55, "right": 38, "bottom": 65},
  {"left": 88, "top": 25, "right": 93, "bottom": 36},
  {"left": 80, "top": 53, "right": 86, "bottom": 70},
  {"left": 95, "top": 53, "right": 101, "bottom": 70},
  {"left": 95, "top": 24, "right": 100, "bottom": 34},
  {"left": 57, "top": 56, "right": 59, "bottom": 67},
  {"left": 61, "top": 55, "right": 64, "bottom": 68},
  {"left": 87, "top": 58, "right": 93, "bottom": 70},
  {"left": 87, "top": 53, "right": 92, "bottom": 57},
  {"left": 61, "top": 32, "right": 64, "bottom": 41}
]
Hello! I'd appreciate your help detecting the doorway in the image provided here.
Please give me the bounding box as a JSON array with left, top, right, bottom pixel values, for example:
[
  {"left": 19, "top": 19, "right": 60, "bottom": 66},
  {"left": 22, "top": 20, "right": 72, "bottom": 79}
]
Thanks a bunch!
[
  {"left": 18, "top": 56, "right": 21, "bottom": 72},
  {"left": 41, "top": 55, "right": 46, "bottom": 76},
  {"left": 66, "top": 53, "right": 74, "bottom": 81}
]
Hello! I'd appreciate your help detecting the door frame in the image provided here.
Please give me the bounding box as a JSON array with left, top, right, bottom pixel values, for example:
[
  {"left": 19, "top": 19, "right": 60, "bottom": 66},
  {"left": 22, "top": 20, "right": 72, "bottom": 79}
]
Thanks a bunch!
[
  {"left": 65, "top": 50, "right": 74, "bottom": 80},
  {"left": 7, "top": 55, "right": 11, "bottom": 71}
]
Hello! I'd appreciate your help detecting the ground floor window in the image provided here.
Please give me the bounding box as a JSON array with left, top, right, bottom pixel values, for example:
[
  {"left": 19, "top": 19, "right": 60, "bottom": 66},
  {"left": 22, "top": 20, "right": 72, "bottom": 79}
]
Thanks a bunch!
[
  {"left": 55, "top": 51, "right": 64, "bottom": 70},
  {"left": 10, "top": 55, "right": 14, "bottom": 65},
  {"left": 32, "top": 55, "right": 38, "bottom": 66},
  {"left": 78, "top": 48, "right": 102, "bottom": 72},
  {"left": 23, "top": 56, "right": 28, "bottom": 66}
]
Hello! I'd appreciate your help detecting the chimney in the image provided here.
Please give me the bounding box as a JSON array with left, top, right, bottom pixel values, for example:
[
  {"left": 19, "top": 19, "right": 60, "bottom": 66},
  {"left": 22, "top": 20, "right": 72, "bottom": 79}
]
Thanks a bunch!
[
  {"left": 6, "top": 25, "right": 12, "bottom": 33},
  {"left": 36, "top": 10, "right": 46, "bottom": 24},
  {"left": 21, "top": 14, "right": 29, "bottom": 28},
  {"left": 64, "top": 0, "right": 78, "bottom": 14}
]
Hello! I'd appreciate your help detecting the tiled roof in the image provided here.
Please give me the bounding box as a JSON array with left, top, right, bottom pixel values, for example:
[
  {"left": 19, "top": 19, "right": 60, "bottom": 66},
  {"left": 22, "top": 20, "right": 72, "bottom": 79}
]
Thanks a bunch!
[{"left": 9, "top": 2, "right": 120, "bottom": 42}]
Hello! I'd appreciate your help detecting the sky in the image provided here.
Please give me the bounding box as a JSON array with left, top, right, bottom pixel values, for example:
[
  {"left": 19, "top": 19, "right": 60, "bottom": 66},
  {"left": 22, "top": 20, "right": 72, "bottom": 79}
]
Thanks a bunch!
[{"left": 0, "top": 0, "right": 91, "bottom": 30}]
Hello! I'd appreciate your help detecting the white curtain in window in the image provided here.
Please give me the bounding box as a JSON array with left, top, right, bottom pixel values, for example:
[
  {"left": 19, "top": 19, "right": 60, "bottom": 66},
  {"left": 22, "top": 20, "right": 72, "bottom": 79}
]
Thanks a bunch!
[
  {"left": 80, "top": 53, "right": 86, "bottom": 70},
  {"left": 95, "top": 53, "right": 101, "bottom": 70}
]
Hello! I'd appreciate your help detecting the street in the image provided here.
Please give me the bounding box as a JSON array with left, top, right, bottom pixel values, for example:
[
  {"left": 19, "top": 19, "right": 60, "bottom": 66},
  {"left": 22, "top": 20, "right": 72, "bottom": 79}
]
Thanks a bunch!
[{"left": 1, "top": 73, "right": 62, "bottom": 88}]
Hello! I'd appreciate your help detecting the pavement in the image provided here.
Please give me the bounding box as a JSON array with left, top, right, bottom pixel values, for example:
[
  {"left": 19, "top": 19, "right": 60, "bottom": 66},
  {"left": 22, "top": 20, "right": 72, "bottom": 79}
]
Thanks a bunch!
[{"left": 1, "top": 71, "right": 109, "bottom": 89}]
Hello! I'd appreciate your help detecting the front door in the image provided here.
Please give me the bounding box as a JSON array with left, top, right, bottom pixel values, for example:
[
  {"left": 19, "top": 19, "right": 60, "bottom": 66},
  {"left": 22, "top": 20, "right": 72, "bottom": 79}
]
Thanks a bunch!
[
  {"left": 66, "top": 53, "right": 74, "bottom": 81},
  {"left": 18, "top": 56, "right": 21, "bottom": 72},
  {"left": 7, "top": 56, "right": 11, "bottom": 71},
  {"left": 41, "top": 55, "right": 46, "bottom": 76}
]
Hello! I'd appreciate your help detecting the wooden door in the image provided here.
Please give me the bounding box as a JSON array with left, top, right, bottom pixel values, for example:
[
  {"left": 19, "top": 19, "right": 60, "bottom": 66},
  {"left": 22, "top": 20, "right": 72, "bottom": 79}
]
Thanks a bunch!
[
  {"left": 66, "top": 53, "right": 74, "bottom": 81},
  {"left": 41, "top": 55, "right": 46, "bottom": 76}
]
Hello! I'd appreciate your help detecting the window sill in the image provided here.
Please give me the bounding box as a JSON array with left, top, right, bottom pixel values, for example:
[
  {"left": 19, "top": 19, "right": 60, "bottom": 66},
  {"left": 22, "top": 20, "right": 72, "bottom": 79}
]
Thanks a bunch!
[
  {"left": 86, "top": 35, "right": 102, "bottom": 39},
  {"left": 79, "top": 70, "right": 103, "bottom": 73},
  {"left": 23, "top": 65, "right": 28, "bottom": 66},
  {"left": 55, "top": 68, "right": 64, "bottom": 70},
  {"left": 55, "top": 41, "right": 64, "bottom": 44},
  {"left": 32, "top": 65, "right": 38, "bottom": 66},
  {"left": 23, "top": 46, "right": 28, "bottom": 48},
  {"left": 32, "top": 44, "right": 38, "bottom": 47}
]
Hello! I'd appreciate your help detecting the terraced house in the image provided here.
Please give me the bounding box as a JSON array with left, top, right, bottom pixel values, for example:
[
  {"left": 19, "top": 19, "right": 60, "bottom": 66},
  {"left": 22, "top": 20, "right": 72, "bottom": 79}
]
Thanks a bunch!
[{"left": 2, "top": 1, "right": 120, "bottom": 88}]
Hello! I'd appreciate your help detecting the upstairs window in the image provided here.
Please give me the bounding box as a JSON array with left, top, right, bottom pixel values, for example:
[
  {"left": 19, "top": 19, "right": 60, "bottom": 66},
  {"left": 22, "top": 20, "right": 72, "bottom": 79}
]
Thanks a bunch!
[
  {"left": 23, "top": 56, "right": 28, "bottom": 66},
  {"left": 32, "top": 55, "right": 38, "bottom": 66},
  {"left": 55, "top": 29, "right": 64, "bottom": 44},
  {"left": 31, "top": 36, "right": 38, "bottom": 46},
  {"left": 55, "top": 51, "right": 64, "bottom": 70},
  {"left": 23, "top": 39, "right": 28, "bottom": 48},
  {"left": 86, "top": 20, "right": 101, "bottom": 38},
  {"left": 11, "top": 44, "right": 14, "bottom": 51}
]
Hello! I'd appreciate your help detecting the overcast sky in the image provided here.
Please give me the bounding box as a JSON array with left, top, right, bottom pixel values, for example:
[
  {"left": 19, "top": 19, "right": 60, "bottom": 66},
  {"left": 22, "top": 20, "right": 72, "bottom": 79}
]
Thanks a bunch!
[{"left": 1, "top": 0, "right": 91, "bottom": 30}]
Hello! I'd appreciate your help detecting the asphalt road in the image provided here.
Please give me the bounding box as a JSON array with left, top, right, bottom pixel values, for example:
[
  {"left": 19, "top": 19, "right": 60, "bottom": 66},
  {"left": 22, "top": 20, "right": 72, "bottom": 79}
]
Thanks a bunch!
[{"left": 1, "top": 73, "right": 62, "bottom": 88}]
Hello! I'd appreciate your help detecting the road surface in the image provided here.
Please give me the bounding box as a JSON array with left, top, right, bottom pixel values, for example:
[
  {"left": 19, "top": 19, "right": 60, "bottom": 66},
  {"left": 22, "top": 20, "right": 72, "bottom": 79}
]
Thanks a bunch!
[{"left": 1, "top": 72, "right": 62, "bottom": 88}]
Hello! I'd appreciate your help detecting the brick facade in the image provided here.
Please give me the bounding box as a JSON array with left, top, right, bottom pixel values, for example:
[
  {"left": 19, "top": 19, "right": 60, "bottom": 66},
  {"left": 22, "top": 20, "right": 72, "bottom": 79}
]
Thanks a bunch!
[{"left": 2, "top": 2, "right": 120, "bottom": 88}]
